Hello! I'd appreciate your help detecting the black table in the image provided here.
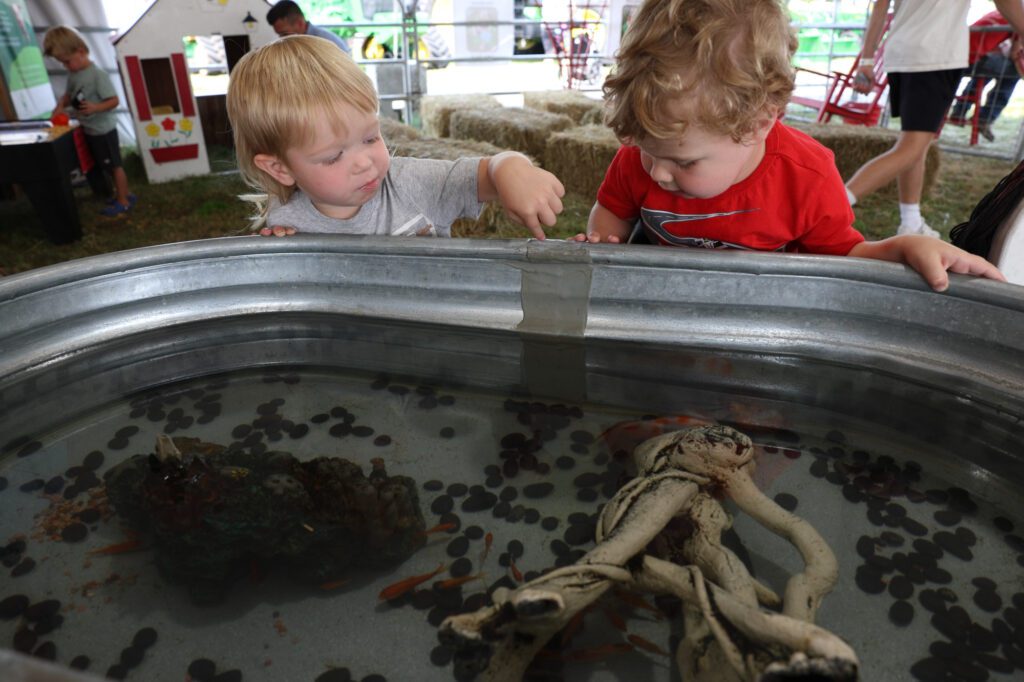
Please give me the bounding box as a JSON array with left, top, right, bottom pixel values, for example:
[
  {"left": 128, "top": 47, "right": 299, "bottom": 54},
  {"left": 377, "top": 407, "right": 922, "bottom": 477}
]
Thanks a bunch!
[{"left": 0, "top": 126, "right": 84, "bottom": 244}]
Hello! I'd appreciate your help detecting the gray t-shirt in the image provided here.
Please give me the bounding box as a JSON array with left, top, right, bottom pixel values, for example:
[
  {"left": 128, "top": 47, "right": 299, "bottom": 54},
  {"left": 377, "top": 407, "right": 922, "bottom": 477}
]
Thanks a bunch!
[
  {"left": 306, "top": 22, "right": 352, "bottom": 55},
  {"left": 65, "top": 62, "right": 117, "bottom": 135},
  {"left": 267, "top": 156, "right": 484, "bottom": 236}
]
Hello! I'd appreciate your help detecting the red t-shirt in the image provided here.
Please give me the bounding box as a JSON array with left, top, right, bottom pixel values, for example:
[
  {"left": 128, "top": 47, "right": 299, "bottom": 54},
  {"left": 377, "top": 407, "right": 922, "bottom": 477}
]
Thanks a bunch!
[
  {"left": 596, "top": 121, "right": 864, "bottom": 255},
  {"left": 970, "top": 11, "right": 1012, "bottom": 64}
]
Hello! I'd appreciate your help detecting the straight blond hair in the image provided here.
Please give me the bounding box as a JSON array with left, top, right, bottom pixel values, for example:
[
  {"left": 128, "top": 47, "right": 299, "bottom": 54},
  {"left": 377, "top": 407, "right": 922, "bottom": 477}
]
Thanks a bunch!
[
  {"left": 227, "top": 35, "right": 379, "bottom": 212},
  {"left": 42, "top": 25, "right": 89, "bottom": 59}
]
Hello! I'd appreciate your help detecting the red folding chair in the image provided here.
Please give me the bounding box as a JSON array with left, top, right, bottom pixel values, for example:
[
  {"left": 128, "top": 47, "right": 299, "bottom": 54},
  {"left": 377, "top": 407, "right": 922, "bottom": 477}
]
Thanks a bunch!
[{"left": 789, "top": 14, "right": 893, "bottom": 126}]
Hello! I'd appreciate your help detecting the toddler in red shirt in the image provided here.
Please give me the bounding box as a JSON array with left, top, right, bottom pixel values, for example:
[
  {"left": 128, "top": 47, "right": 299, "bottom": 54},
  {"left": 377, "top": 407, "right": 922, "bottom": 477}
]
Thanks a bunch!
[{"left": 574, "top": 0, "right": 1004, "bottom": 292}]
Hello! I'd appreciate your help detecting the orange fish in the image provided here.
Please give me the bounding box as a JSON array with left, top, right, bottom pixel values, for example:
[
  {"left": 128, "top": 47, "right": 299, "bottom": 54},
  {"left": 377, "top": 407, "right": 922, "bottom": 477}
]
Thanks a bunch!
[
  {"left": 627, "top": 633, "right": 670, "bottom": 657},
  {"left": 613, "top": 589, "right": 664, "bottom": 619},
  {"left": 508, "top": 558, "right": 523, "bottom": 583},
  {"left": 422, "top": 522, "right": 457, "bottom": 536},
  {"left": 602, "top": 607, "right": 627, "bottom": 632},
  {"left": 378, "top": 563, "right": 446, "bottom": 601},
  {"left": 88, "top": 538, "right": 144, "bottom": 556},
  {"left": 560, "top": 608, "right": 588, "bottom": 646},
  {"left": 479, "top": 532, "right": 493, "bottom": 564},
  {"left": 564, "top": 642, "right": 634, "bottom": 662},
  {"left": 318, "top": 578, "right": 350, "bottom": 591},
  {"left": 434, "top": 573, "right": 485, "bottom": 590}
]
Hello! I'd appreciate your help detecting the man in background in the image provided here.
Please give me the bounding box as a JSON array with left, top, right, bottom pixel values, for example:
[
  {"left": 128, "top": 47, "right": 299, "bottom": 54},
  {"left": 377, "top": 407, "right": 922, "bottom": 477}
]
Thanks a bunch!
[{"left": 266, "top": 1, "right": 352, "bottom": 55}]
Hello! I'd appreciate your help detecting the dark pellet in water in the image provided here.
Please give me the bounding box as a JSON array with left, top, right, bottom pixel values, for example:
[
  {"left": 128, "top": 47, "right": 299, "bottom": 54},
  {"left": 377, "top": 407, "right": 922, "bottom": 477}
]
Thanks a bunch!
[
  {"left": 506, "top": 506, "right": 526, "bottom": 523},
  {"left": 411, "top": 590, "right": 435, "bottom": 611},
  {"left": 42, "top": 476, "right": 65, "bottom": 495},
  {"left": 33, "top": 641, "right": 56, "bottom": 660},
  {"left": 439, "top": 512, "right": 461, "bottom": 533},
  {"left": 18, "top": 479, "right": 44, "bottom": 493},
  {"left": 934, "top": 531, "right": 973, "bottom": 561},
  {"left": 11, "top": 558, "right": 36, "bottom": 577},
  {"left": 502, "top": 460, "right": 519, "bottom": 478},
  {"left": 450, "top": 557, "right": 473, "bottom": 578},
  {"left": 492, "top": 502, "right": 510, "bottom": 518},
  {"left": 910, "top": 657, "right": 947, "bottom": 680},
  {"left": 61, "top": 523, "right": 88, "bottom": 543},
  {"left": 550, "top": 539, "right": 570, "bottom": 557},
  {"left": 569, "top": 443, "right": 590, "bottom": 456},
  {"left": 328, "top": 423, "right": 351, "bottom": 438},
  {"left": 955, "top": 527, "right": 977, "bottom": 546},
  {"left": 32, "top": 613, "right": 63, "bottom": 636},
  {"left": 464, "top": 525, "right": 484, "bottom": 540},
  {"left": 900, "top": 517, "right": 929, "bottom": 537},
  {"left": 854, "top": 565, "right": 885, "bottom": 594},
  {"left": 0, "top": 595, "right": 28, "bottom": 619},
  {"left": 809, "top": 458, "right": 828, "bottom": 478},
  {"left": 133, "top": 627, "right": 157, "bottom": 649},
  {"left": 889, "top": 575, "right": 914, "bottom": 600},
  {"left": 69, "top": 655, "right": 90, "bottom": 670},
  {"left": 311, "top": 413, "right": 330, "bottom": 424},
  {"left": 974, "top": 652, "right": 1015, "bottom": 674},
  {"left": 484, "top": 476, "right": 503, "bottom": 489},
  {"left": 352, "top": 426, "right": 374, "bottom": 438},
  {"left": 934, "top": 509, "right": 962, "bottom": 527},
  {"left": 315, "top": 668, "right": 352, "bottom": 682},
  {"left": 541, "top": 517, "right": 559, "bottom": 531},
  {"left": 431, "top": 496, "right": 454, "bottom": 515},
  {"left": 971, "top": 577, "right": 997, "bottom": 591},
  {"left": 523, "top": 483, "right": 554, "bottom": 499},
  {"left": 573, "top": 472, "right": 602, "bottom": 488},
  {"left": 967, "top": 623, "right": 999, "bottom": 652},
  {"left": 555, "top": 456, "right": 575, "bottom": 470},
  {"left": 925, "top": 566, "right": 952, "bottom": 584},
  {"left": 773, "top": 493, "right": 797, "bottom": 512},
  {"left": 499, "top": 486, "right": 518, "bottom": 503},
  {"left": 213, "top": 670, "right": 243, "bottom": 682},
  {"left": 974, "top": 590, "right": 1002, "bottom": 612},
  {"left": 430, "top": 644, "right": 454, "bottom": 666},
  {"left": 524, "top": 509, "right": 540, "bottom": 524},
  {"left": 427, "top": 605, "right": 450, "bottom": 627},
  {"left": 24, "top": 600, "right": 60, "bottom": 622},
  {"left": 16, "top": 441, "right": 42, "bottom": 458},
  {"left": 290, "top": 424, "right": 310, "bottom": 439},
  {"left": 507, "top": 540, "right": 524, "bottom": 558},
  {"left": 440, "top": 427, "right": 455, "bottom": 438},
  {"left": 12, "top": 628, "right": 36, "bottom": 653},
  {"left": 187, "top": 658, "right": 217, "bottom": 681},
  {"left": 576, "top": 488, "right": 599, "bottom": 503},
  {"left": 447, "top": 536, "right": 470, "bottom": 558},
  {"left": 362, "top": 675, "right": 387, "bottom": 682},
  {"left": 120, "top": 645, "right": 145, "bottom": 668},
  {"left": 446, "top": 483, "right": 468, "bottom": 498},
  {"left": 994, "top": 517, "right": 1014, "bottom": 533},
  {"left": 913, "top": 539, "right": 943, "bottom": 559},
  {"left": 423, "top": 480, "right": 444, "bottom": 492}
]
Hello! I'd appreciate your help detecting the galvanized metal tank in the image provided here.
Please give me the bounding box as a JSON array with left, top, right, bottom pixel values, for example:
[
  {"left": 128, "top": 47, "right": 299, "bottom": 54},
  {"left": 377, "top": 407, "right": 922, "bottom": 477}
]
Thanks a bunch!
[{"left": 1, "top": 237, "right": 1022, "bottom": 681}]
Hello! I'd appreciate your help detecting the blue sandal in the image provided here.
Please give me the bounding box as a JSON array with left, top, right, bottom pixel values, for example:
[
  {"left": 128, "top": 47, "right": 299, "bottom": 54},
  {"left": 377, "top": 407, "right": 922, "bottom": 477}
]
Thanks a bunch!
[{"left": 100, "top": 199, "right": 134, "bottom": 217}]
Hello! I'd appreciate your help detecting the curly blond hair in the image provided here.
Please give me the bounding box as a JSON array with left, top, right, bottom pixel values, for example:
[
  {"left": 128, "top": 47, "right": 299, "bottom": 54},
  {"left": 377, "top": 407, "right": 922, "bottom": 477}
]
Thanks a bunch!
[
  {"left": 604, "top": 0, "right": 797, "bottom": 143},
  {"left": 227, "top": 35, "right": 378, "bottom": 213}
]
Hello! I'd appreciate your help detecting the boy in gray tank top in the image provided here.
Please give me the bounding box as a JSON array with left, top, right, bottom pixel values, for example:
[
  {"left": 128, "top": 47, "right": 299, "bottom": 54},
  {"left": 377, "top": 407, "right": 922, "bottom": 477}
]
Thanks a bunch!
[{"left": 227, "top": 36, "right": 564, "bottom": 238}]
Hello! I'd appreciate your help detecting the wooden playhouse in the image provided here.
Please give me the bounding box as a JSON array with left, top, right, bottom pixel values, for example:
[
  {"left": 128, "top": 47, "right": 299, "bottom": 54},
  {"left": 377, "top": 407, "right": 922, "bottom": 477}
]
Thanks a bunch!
[{"left": 113, "top": 0, "right": 277, "bottom": 183}]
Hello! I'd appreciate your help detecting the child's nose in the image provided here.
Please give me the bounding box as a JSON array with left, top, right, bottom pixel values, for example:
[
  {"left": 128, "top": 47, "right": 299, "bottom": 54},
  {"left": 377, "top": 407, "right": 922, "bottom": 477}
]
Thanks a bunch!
[{"left": 649, "top": 160, "right": 673, "bottom": 183}]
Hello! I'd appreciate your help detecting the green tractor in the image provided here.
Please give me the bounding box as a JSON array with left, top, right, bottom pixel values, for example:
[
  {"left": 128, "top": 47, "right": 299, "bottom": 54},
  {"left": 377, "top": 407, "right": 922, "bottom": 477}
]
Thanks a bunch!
[{"left": 305, "top": 0, "right": 451, "bottom": 67}]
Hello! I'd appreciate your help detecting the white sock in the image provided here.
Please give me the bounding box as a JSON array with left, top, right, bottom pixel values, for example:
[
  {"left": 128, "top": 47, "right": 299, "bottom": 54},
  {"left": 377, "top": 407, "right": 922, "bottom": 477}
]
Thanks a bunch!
[
  {"left": 899, "top": 203, "right": 922, "bottom": 229},
  {"left": 845, "top": 186, "right": 857, "bottom": 206}
]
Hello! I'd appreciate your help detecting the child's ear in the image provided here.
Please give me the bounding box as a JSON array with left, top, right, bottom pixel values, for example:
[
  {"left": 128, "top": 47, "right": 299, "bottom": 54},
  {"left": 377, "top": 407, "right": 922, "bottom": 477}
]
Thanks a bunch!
[
  {"left": 253, "top": 154, "right": 296, "bottom": 187},
  {"left": 751, "top": 109, "right": 779, "bottom": 141}
]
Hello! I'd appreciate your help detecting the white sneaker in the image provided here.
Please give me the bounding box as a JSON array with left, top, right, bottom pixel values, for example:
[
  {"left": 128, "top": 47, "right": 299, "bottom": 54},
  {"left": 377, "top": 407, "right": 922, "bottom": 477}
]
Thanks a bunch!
[{"left": 897, "top": 222, "right": 941, "bottom": 239}]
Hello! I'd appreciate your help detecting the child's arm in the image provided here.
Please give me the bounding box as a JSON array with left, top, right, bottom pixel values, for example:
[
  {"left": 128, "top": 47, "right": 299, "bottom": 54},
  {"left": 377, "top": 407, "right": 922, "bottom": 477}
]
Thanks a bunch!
[
  {"left": 847, "top": 235, "right": 1006, "bottom": 292},
  {"left": 573, "top": 201, "right": 633, "bottom": 243},
  {"left": 477, "top": 151, "right": 565, "bottom": 239},
  {"left": 77, "top": 95, "right": 118, "bottom": 116},
  {"left": 51, "top": 93, "right": 70, "bottom": 118}
]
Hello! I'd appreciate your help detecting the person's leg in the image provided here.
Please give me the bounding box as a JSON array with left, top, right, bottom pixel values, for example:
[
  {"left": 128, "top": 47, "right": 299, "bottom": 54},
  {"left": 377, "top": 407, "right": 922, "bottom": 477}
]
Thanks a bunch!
[
  {"left": 111, "top": 165, "right": 130, "bottom": 207},
  {"left": 845, "top": 130, "right": 934, "bottom": 202},
  {"left": 979, "top": 55, "right": 1018, "bottom": 124}
]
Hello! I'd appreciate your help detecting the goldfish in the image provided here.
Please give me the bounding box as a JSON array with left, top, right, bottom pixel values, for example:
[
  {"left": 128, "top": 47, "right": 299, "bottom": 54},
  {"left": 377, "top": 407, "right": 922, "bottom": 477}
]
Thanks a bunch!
[
  {"left": 479, "top": 532, "right": 493, "bottom": 564},
  {"left": 612, "top": 589, "right": 664, "bottom": 619},
  {"left": 434, "top": 573, "right": 485, "bottom": 590},
  {"left": 626, "top": 633, "right": 670, "bottom": 657},
  {"left": 602, "top": 607, "right": 627, "bottom": 632},
  {"left": 421, "top": 522, "right": 456, "bottom": 536},
  {"left": 318, "top": 578, "right": 350, "bottom": 591},
  {"left": 508, "top": 558, "right": 523, "bottom": 583},
  {"left": 378, "top": 563, "right": 446, "bottom": 601},
  {"left": 560, "top": 607, "right": 588, "bottom": 646},
  {"left": 88, "top": 537, "right": 144, "bottom": 556}
]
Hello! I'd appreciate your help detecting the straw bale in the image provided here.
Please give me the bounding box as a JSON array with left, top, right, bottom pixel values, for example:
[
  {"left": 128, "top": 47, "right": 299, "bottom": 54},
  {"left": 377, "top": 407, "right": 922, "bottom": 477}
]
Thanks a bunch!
[
  {"left": 389, "top": 136, "right": 505, "bottom": 161},
  {"left": 524, "top": 90, "right": 604, "bottom": 125},
  {"left": 796, "top": 122, "right": 941, "bottom": 199},
  {"left": 579, "top": 106, "right": 606, "bottom": 127},
  {"left": 449, "top": 107, "right": 575, "bottom": 164},
  {"left": 379, "top": 117, "right": 421, "bottom": 143},
  {"left": 543, "top": 125, "right": 620, "bottom": 198},
  {"left": 421, "top": 95, "right": 503, "bottom": 138}
]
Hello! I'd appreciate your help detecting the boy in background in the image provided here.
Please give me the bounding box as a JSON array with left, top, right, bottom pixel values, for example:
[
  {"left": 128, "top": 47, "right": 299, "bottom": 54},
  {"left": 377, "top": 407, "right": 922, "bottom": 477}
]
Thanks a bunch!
[
  {"left": 227, "top": 36, "right": 563, "bottom": 238},
  {"left": 43, "top": 25, "right": 135, "bottom": 217},
  {"left": 576, "top": 0, "right": 1003, "bottom": 293}
]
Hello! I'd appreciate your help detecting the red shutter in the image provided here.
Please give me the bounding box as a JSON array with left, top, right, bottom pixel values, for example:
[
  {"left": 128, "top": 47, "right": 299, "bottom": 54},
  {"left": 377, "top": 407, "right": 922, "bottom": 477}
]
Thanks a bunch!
[
  {"left": 170, "top": 52, "right": 195, "bottom": 117},
  {"left": 124, "top": 56, "right": 151, "bottom": 121}
]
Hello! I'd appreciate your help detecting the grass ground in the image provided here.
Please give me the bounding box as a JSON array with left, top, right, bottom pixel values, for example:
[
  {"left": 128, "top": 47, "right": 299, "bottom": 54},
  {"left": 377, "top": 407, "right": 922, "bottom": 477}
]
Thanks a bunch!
[{"left": 0, "top": 141, "right": 1017, "bottom": 277}]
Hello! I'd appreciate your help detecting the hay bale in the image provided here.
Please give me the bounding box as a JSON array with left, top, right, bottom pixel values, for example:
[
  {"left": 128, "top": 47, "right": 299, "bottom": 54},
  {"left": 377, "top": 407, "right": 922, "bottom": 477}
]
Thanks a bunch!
[
  {"left": 390, "top": 136, "right": 505, "bottom": 161},
  {"left": 449, "top": 107, "right": 575, "bottom": 164},
  {"left": 543, "top": 125, "right": 620, "bottom": 198},
  {"left": 421, "top": 95, "right": 503, "bottom": 138},
  {"left": 795, "top": 122, "right": 941, "bottom": 199},
  {"left": 380, "top": 117, "right": 421, "bottom": 143},
  {"left": 524, "top": 90, "right": 604, "bottom": 125},
  {"left": 579, "top": 106, "right": 606, "bottom": 127}
]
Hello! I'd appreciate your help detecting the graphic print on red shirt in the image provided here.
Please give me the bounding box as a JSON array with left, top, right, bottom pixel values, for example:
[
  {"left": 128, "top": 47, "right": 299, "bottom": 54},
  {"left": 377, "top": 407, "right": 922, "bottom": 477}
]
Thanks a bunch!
[{"left": 595, "top": 121, "right": 864, "bottom": 256}]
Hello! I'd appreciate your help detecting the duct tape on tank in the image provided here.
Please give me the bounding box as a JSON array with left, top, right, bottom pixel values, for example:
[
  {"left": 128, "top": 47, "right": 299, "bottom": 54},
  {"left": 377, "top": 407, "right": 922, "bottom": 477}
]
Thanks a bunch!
[{"left": 514, "top": 240, "right": 592, "bottom": 404}]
